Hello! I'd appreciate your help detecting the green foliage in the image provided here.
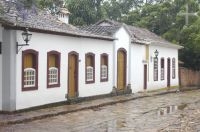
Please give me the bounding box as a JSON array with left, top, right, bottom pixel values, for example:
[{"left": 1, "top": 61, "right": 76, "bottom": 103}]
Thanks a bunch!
[
  {"left": 121, "top": 0, "right": 200, "bottom": 70},
  {"left": 179, "top": 19, "right": 200, "bottom": 69},
  {"left": 0, "top": 4, "right": 3, "bottom": 15},
  {"left": 17, "top": 0, "right": 200, "bottom": 69},
  {"left": 66, "top": 0, "right": 104, "bottom": 25},
  {"left": 38, "top": 0, "right": 63, "bottom": 14},
  {"left": 18, "top": 0, "right": 35, "bottom": 8}
]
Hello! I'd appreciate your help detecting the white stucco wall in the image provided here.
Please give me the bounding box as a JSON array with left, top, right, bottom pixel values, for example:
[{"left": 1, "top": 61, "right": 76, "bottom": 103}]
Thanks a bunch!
[
  {"left": 113, "top": 27, "right": 131, "bottom": 87},
  {"left": 0, "top": 25, "right": 2, "bottom": 110},
  {"left": 16, "top": 31, "right": 113, "bottom": 110},
  {"left": 130, "top": 44, "right": 146, "bottom": 93},
  {"left": 147, "top": 45, "right": 179, "bottom": 90}
]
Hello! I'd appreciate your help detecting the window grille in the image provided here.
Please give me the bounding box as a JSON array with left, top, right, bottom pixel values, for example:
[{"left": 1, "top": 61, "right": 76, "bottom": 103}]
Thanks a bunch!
[
  {"left": 161, "top": 58, "right": 164, "bottom": 80},
  {"left": 101, "top": 65, "right": 107, "bottom": 79},
  {"left": 172, "top": 58, "right": 175, "bottom": 79},
  {"left": 86, "top": 66, "right": 93, "bottom": 81},
  {"left": 154, "top": 58, "right": 158, "bottom": 81},
  {"left": 24, "top": 68, "right": 36, "bottom": 87},
  {"left": 48, "top": 67, "right": 58, "bottom": 85}
]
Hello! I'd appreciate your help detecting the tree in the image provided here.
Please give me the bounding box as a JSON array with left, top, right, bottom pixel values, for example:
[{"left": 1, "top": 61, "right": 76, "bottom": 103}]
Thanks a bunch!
[
  {"left": 0, "top": 4, "right": 3, "bottom": 15},
  {"left": 38, "top": 0, "right": 63, "bottom": 14},
  {"left": 179, "top": 18, "right": 200, "bottom": 70},
  {"left": 66, "top": 0, "right": 104, "bottom": 25},
  {"left": 102, "top": 0, "right": 122, "bottom": 21}
]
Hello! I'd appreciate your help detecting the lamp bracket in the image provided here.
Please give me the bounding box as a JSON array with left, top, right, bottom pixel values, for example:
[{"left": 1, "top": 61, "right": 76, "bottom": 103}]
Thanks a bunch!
[{"left": 16, "top": 42, "right": 29, "bottom": 54}]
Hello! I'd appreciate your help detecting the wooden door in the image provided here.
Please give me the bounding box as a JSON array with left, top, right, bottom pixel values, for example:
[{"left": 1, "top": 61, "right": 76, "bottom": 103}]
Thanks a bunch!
[
  {"left": 167, "top": 58, "right": 171, "bottom": 87},
  {"left": 117, "top": 49, "right": 126, "bottom": 90},
  {"left": 144, "top": 64, "right": 147, "bottom": 90},
  {"left": 68, "top": 52, "right": 78, "bottom": 99}
]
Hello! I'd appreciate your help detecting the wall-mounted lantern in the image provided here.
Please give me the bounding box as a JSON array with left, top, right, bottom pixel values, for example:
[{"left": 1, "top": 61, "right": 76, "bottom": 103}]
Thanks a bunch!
[
  {"left": 150, "top": 49, "right": 159, "bottom": 62},
  {"left": 16, "top": 27, "right": 32, "bottom": 53},
  {"left": 154, "top": 49, "right": 159, "bottom": 59}
]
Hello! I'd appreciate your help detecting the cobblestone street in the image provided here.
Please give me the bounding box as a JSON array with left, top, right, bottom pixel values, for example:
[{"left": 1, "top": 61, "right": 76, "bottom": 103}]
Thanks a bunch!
[{"left": 0, "top": 90, "right": 200, "bottom": 132}]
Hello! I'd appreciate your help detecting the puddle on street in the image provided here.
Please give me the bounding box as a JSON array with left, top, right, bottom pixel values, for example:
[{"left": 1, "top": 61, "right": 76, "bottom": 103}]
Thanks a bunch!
[
  {"left": 178, "top": 103, "right": 187, "bottom": 110},
  {"left": 158, "top": 104, "right": 187, "bottom": 116}
]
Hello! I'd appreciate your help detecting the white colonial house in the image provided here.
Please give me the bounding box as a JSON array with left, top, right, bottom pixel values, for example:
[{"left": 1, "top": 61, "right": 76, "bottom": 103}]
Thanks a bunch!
[
  {"left": 82, "top": 19, "right": 182, "bottom": 93},
  {"left": 0, "top": 1, "right": 182, "bottom": 111}
]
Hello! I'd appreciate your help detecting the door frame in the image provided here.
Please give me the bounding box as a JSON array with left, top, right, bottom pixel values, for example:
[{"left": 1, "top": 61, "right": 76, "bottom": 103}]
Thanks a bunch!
[
  {"left": 117, "top": 48, "right": 127, "bottom": 90},
  {"left": 144, "top": 64, "right": 147, "bottom": 90},
  {"left": 68, "top": 51, "right": 79, "bottom": 98},
  {"left": 167, "top": 58, "right": 171, "bottom": 87}
]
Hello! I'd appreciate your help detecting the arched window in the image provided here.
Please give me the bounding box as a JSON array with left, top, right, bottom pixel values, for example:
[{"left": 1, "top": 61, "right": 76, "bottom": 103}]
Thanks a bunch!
[
  {"left": 85, "top": 53, "right": 95, "bottom": 84},
  {"left": 100, "top": 53, "right": 108, "bottom": 82},
  {"left": 22, "top": 49, "right": 38, "bottom": 91},
  {"left": 47, "top": 51, "right": 60, "bottom": 88},
  {"left": 172, "top": 58, "right": 176, "bottom": 79},
  {"left": 154, "top": 57, "right": 158, "bottom": 81},
  {"left": 161, "top": 58, "right": 164, "bottom": 80}
]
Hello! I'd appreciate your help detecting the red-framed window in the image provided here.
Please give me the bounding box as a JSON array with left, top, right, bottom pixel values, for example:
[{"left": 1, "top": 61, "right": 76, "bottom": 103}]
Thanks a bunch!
[
  {"left": 172, "top": 58, "right": 176, "bottom": 79},
  {"left": 85, "top": 52, "right": 95, "bottom": 84},
  {"left": 100, "top": 53, "right": 108, "bottom": 82},
  {"left": 161, "top": 58, "right": 164, "bottom": 80},
  {"left": 22, "top": 49, "right": 38, "bottom": 91},
  {"left": 47, "top": 51, "right": 61, "bottom": 88},
  {"left": 154, "top": 57, "right": 158, "bottom": 81}
]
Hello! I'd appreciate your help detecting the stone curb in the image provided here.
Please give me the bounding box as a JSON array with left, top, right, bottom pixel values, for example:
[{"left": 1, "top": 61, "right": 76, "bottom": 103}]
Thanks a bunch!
[{"left": 0, "top": 90, "right": 178, "bottom": 126}]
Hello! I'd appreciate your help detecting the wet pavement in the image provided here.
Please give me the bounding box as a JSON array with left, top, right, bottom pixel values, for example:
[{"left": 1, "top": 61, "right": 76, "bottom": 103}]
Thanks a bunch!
[{"left": 0, "top": 90, "right": 200, "bottom": 132}]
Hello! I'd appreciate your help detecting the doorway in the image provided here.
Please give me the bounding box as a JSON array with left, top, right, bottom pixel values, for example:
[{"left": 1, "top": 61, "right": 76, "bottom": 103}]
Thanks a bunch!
[
  {"left": 68, "top": 52, "right": 79, "bottom": 99},
  {"left": 144, "top": 64, "right": 147, "bottom": 90},
  {"left": 117, "top": 48, "right": 127, "bottom": 90}
]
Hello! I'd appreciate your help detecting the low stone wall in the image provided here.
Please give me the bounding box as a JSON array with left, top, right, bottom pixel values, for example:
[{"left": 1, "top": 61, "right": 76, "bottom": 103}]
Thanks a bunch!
[{"left": 179, "top": 67, "right": 200, "bottom": 89}]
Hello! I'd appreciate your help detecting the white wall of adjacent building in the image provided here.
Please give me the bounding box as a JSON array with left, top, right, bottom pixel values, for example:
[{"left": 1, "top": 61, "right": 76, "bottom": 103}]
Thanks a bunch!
[
  {"left": 113, "top": 27, "right": 131, "bottom": 88},
  {"left": 0, "top": 25, "right": 2, "bottom": 110},
  {"left": 130, "top": 44, "right": 146, "bottom": 93},
  {"left": 147, "top": 45, "right": 179, "bottom": 90},
  {"left": 130, "top": 43, "right": 179, "bottom": 93},
  {"left": 16, "top": 31, "right": 114, "bottom": 110}
]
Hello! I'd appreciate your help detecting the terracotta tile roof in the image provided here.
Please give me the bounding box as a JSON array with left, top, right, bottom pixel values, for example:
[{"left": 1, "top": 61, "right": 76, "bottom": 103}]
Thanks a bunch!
[
  {"left": 0, "top": 0, "right": 114, "bottom": 41},
  {"left": 81, "top": 19, "right": 183, "bottom": 48},
  {"left": 80, "top": 25, "right": 120, "bottom": 37}
]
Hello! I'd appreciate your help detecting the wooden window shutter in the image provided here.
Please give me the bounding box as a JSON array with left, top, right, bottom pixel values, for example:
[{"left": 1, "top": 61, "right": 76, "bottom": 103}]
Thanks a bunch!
[
  {"left": 86, "top": 55, "right": 92, "bottom": 66},
  {"left": 101, "top": 56, "right": 107, "bottom": 65},
  {"left": 24, "top": 53, "right": 33, "bottom": 68},
  {"left": 161, "top": 59, "right": 164, "bottom": 68},
  {"left": 49, "top": 55, "right": 56, "bottom": 67}
]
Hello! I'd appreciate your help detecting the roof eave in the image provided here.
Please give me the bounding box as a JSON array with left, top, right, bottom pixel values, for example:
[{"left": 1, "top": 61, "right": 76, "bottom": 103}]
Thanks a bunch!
[
  {"left": 2, "top": 24, "right": 115, "bottom": 41},
  {"left": 131, "top": 39, "right": 151, "bottom": 45},
  {"left": 150, "top": 42, "right": 184, "bottom": 49}
]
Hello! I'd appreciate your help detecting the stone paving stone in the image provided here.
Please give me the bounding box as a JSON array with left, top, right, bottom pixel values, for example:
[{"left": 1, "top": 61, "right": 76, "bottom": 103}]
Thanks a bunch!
[
  {"left": 0, "top": 89, "right": 195, "bottom": 128},
  {"left": 0, "top": 89, "right": 200, "bottom": 132},
  {"left": 0, "top": 89, "right": 176, "bottom": 125}
]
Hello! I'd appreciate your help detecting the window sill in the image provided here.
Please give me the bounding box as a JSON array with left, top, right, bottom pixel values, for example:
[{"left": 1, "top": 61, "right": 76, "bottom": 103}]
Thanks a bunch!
[
  {"left": 100, "top": 79, "right": 108, "bottom": 82},
  {"left": 47, "top": 84, "right": 60, "bottom": 88},
  {"left": 22, "top": 86, "right": 38, "bottom": 91},
  {"left": 86, "top": 80, "right": 95, "bottom": 84}
]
